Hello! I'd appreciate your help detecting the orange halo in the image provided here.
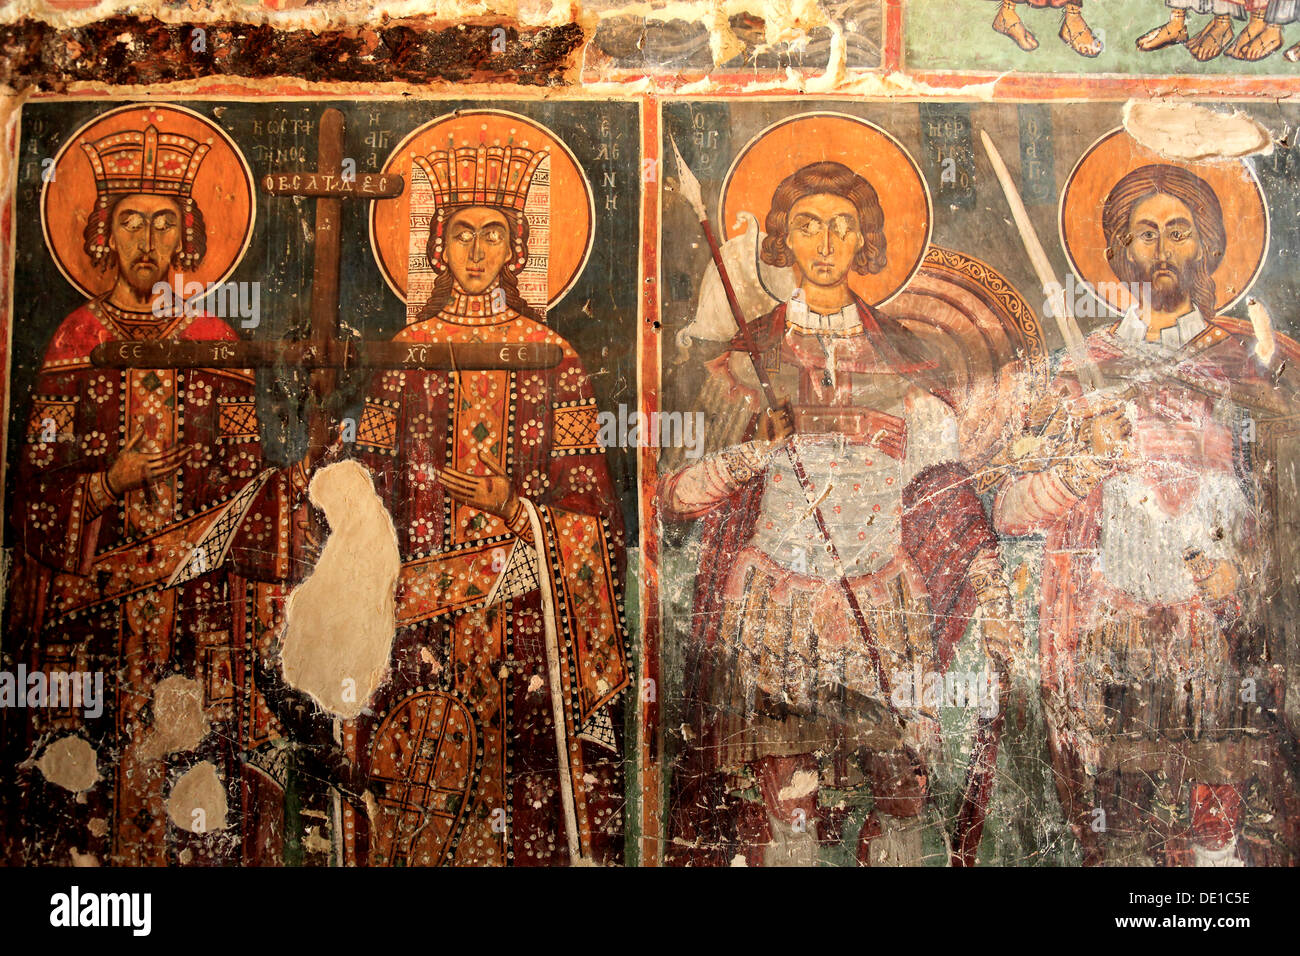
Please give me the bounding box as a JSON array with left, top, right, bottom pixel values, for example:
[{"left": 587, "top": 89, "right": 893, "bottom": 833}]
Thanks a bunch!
[
  {"left": 41, "top": 103, "right": 255, "bottom": 300},
  {"left": 1060, "top": 128, "right": 1269, "bottom": 317},
  {"left": 370, "top": 109, "right": 594, "bottom": 308},
  {"left": 720, "top": 112, "right": 932, "bottom": 308}
]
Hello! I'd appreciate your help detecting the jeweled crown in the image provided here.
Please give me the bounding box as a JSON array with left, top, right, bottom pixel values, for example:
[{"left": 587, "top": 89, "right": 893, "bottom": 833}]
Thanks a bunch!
[
  {"left": 414, "top": 139, "right": 547, "bottom": 214},
  {"left": 80, "top": 124, "right": 210, "bottom": 198}
]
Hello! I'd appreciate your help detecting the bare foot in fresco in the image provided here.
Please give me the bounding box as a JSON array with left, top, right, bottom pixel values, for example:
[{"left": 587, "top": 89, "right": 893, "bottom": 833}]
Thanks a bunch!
[
  {"left": 1187, "top": 15, "right": 1234, "bottom": 61},
  {"left": 993, "top": 0, "right": 1039, "bottom": 51},
  {"left": 1136, "top": 11, "right": 1188, "bottom": 51},
  {"left": 1239, "top": 22, "right": 1285, "bottom": 59},
  {"left": 1059, "top": 4, "right": 1103, "bottom": 57},
  {"left": 1224, "top": 12, "right": 1264, "bottom": 57},
  {"left": 1287, "top": 40, "right": 1300, "bottom": 60}
]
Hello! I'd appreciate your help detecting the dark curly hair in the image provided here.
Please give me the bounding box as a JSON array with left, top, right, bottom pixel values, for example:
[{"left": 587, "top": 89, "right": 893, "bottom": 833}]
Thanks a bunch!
[
  {"left": 418, "top": 204, "right": 540, "bottom": 321},
  {"left": 1102, "top": 164, "right": 1226, "bottom": 322},
  {"left": 81, "top": 192, "right": 207, "bottom": 274},
  {"left": 760, "top": 161, "right": 888, "bottom": 276}
]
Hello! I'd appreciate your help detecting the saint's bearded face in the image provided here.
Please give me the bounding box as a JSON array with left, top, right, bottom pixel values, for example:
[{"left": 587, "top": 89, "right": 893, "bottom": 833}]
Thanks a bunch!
[
  {"left": 1124, "top": 192, "right": 1202, "bottom": 315},
  {"left": 444, "top": 206, "right": 512, "bottom": 295},
  {"left": 108, "top": 193, "right": 183, "bottom": 298},
  {"left": 784, "top": 193, "right": 863, "bottom": 292}
]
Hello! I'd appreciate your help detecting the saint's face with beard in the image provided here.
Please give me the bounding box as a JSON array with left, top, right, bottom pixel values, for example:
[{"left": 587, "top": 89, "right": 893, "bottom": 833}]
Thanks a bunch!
[
  {"left": 1122, "top": 192, "right": 1202, "bottom": 316},
  {"left": 107, "top": 193, "right": 184, "bottom": 301}
]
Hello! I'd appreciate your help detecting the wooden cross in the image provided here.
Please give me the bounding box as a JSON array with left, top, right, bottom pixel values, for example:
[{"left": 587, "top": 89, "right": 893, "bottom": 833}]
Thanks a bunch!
[{"left": 90, "top": 107, "right": 562, "bottom": 462}]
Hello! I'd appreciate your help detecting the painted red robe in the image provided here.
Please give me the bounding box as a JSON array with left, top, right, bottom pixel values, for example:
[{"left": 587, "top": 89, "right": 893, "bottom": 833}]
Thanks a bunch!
[
  {"left": 4, "top": 297, "right": 304, "bottom": 866},
  {"left": 994, "top": 318, "right": 1294, "bottom": 863},
  {"left": 349, "top": 296, "right": 630, "bottom": 867}
]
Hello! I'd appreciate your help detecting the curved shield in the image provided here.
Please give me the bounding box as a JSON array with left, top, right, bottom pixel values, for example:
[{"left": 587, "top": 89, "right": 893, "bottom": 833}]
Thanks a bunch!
[{"left": 881, "top": 246, "right": 1048, "bottom": 471}]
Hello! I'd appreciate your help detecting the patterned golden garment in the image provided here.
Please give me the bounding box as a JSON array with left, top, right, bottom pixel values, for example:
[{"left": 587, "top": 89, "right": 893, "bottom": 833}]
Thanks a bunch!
[
  {"left": 352, "top": 288, "right": 629, "bottom": 866},
  {"left": 5, "top": 297, "right": 303, "bottom": 865}
]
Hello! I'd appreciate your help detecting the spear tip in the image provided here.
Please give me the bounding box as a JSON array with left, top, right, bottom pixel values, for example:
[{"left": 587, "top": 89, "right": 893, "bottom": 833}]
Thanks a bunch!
[{"left": 668, "top": 132, "right": 708, "bottom": 223}]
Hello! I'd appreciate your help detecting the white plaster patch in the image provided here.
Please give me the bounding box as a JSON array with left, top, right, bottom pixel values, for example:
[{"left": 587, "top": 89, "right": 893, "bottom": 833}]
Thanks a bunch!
[
  {"left": 281, "top": 460, "right": 401, "bottom": 719},
  {"left": 1124, "top": 100, "right": 1273, "bottom": 161},
  {"left": 36, "top": 735, "right": 100, "bottom": 793},
  {"left": 776, "top": 768, "right": 819, "bottom": 801},
  {"left": 142, "top": 674, "right": 208, "bottom": 760},
  {"left": 166, "top": 761, "right": 229, "bottom": 833}
]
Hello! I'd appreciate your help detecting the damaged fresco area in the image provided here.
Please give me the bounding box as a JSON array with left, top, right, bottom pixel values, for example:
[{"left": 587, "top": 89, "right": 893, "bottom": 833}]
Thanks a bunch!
[
  {"left": 653, "top": 99, "right": 1300, "bottom": 866},
  {"left": 0, "top": 0, "right": 887, "bottom": 90},
  {"left": 0, "top": 96, "right": 641, "bottom": 866},
  {"left": 0, "top": 0, "right": 1298, "bottom": 872},
  {"left": 584, "top": 0, "right": 882, "bottom": 74}
]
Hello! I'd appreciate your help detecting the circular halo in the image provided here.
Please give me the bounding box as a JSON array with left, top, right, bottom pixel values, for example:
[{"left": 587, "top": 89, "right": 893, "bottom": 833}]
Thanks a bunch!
[
  {"left": 1060, "top": 127, "right": 1269, "bottom": 317},
  {"left": 370, "top": 109, "right": 594, "bottom": 309},
  {"left": 41, "top": 103, "right": 256, "bottom": 300},
  {"left": 719, "top": 112, "right": 933, "bottom": 308}
]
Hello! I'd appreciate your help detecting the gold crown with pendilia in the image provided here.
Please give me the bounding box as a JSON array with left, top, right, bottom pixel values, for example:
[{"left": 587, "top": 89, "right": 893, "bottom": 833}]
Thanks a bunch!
[
  {"left": 415, "top": 126, "right": 548, "bottom": 272},
  {"left": 80, "top": 122, "right": 212, "bottom": 198}
]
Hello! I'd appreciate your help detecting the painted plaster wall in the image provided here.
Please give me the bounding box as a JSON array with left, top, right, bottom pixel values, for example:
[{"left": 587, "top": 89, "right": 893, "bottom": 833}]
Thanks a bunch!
[{"left": 0, "top": 0, "right": 1297, "bottom": 868}]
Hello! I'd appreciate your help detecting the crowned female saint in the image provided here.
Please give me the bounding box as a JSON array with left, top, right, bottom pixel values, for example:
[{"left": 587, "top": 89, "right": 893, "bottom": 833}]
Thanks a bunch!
[{"left": 356, "top": 113, "right": 630, "bottom": 866}]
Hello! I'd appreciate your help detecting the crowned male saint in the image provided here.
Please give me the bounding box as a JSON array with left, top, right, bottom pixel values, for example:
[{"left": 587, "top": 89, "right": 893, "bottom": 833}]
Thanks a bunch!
[{"left": 6, "top": 107, "right": 312, "bottom": 865}]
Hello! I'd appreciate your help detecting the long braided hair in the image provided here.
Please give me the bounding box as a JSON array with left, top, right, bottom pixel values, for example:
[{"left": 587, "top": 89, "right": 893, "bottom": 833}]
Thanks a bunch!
[{"left": 417, "top": 204, "right": 540, "bottom": 321}]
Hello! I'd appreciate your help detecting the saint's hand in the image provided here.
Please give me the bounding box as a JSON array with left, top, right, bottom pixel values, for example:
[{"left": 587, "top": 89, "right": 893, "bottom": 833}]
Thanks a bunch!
[
  {"left": 105, "top": 426, "right": 193, "bottom": 498},
  {"left": 1184, "top": 548, "right": 1239, "bottom": 602},
  {"left": 435, "top": 452, "right": 518, "bottom": 521},
  {"left": 761, "top": 400, "right": 796, "bottom": 444},
  {"left": 1085, "top": 403, "right": 1131, "bottom": 458}
]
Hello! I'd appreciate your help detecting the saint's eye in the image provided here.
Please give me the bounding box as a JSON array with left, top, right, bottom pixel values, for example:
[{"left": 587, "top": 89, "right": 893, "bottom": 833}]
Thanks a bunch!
[
  {"left": 828, "top": 215, "right": 859, "bottom": 240},
  {"left": 118, "top": 212, "right": 148, "bottom": 232},
  {"left": 796, "top": 218, "right": 824, "bottom": 237},
  {"left": 1136, "top": 229, "right": 1158, "bottom": 243},
  {"left": 1168, "top": 229, "right": 1191, "bottom": 243},
  {"left": 482, "top": 227, "right": 507, "bottom": 244},
  {"left": 453, "top": 228, "right": 476, "bottom": 243},
  {"left": 152, "top": 214, "right": 177, "bottom": 232}
]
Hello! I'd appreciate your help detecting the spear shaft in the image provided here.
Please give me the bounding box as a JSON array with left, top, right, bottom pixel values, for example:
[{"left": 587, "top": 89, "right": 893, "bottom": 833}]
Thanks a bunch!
[
  {"left": 670, "top": 137, "right": 894, "bottom": 703},
  {"left": 980, "top": 130, "right": 1104, "bottom": 392}
]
